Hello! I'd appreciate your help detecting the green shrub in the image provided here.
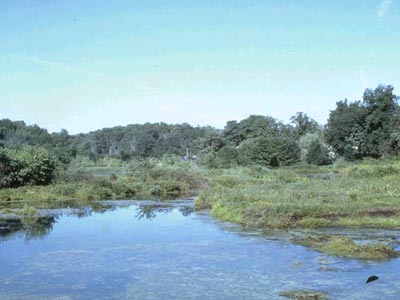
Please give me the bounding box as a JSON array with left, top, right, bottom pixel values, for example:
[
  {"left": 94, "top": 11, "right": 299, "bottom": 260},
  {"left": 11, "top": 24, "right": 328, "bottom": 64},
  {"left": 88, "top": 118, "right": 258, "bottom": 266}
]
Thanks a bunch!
[{"left": 0, "top": 146, "right": 57, "bottom": 188}]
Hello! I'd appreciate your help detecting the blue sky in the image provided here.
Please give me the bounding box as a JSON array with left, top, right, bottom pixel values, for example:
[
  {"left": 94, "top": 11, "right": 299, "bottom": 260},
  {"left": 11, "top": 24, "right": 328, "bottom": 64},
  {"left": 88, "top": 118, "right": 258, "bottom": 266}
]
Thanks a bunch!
[{"left": 0, "top": 0, "right": 399, "bottom": 133}]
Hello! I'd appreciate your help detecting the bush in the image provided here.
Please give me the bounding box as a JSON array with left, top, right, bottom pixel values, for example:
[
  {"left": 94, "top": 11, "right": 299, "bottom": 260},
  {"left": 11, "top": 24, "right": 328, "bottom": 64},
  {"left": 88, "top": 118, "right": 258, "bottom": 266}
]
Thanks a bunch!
[
  {"left": 0, "top": 146, "right": 57, "bottom": 187},
  {"left": 305, "top": 140, "right": 331, "bottom": 165},
  {"left": 237, "top": 137, "right": 300, "bottom": 167}
]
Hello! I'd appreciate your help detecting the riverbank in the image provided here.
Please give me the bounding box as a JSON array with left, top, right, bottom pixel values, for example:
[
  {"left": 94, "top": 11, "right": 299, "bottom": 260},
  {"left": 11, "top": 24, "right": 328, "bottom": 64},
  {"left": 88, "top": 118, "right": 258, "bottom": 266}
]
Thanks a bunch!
[
  {"left": 196, "top": 159, "right": 400, "bottom": 229},
  {"left": 2, "top": 158, "right": 400, "bottom": 260},
  {"left": 3, "top": 158, "right": 400, "bottom": 230},
  {"left": 0, "top": 158, "right": 205, "bottom": 205},
  {"left": 193, "top": 159, "right": 400, "bottom": 259}
]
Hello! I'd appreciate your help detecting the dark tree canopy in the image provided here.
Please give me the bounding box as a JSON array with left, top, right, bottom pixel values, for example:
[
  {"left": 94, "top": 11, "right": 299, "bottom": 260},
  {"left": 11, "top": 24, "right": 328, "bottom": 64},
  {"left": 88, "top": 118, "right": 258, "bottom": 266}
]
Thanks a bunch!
[
  {"left": 1, "top": 84, "right": 398, "bottom": 183},
  {"left": 325, "top": 85, "right": 399, "bottom": 160},
  {"left": 290, "top": 112, "right": 320, "bottom": 138}
]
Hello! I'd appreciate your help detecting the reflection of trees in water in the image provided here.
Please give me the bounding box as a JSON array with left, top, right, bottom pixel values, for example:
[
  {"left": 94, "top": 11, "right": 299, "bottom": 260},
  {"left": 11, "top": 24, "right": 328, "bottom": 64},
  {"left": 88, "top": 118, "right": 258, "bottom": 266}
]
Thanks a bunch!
[
  {"left": 0, "top": 216, "right": 56, "bottom": 241},
  {"left": 74, "top": 202, "right": 116, "bottom": 218},
  {"left": 0, "top": 202, "right": 195, "bottom": 241},
  {"left": 22, "top": 216, "right": 55, "bottom": 240},
  {"left": 135, "top": 204, "right": 193, "bottom": 220},
  {"left": 0, "top": 202, "right": 117, "bottom": 241},
  {"left": 179, "top": 206, "right": 193, "bottom": 217},
  {"left": 135, "top": 205, "right": 172, "bottom": 220}
]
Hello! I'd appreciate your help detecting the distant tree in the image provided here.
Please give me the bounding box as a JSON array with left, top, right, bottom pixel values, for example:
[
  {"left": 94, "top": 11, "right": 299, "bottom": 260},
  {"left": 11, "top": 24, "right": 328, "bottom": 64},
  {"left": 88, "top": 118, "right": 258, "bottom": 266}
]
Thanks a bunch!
[
  {"left": 305, "top": 139, "right": 331, "bottom": 165},
  {"left": 51, "top": 129, "right": 77, "bottom": 164},
  {"left": 238, "top": 136, "right": 300, "bottom": 167},
  {"left": 325, "top": 85, "right": 399, "bottom": 160},
  {"left": 325, "top": 100, "right": 366, "bottom": 160},
  {"left": 215, "top": 146, "right": 239, "bottom": 167},
  {"left": 362, "top": 85, "right": 399, "bottom": 157},
  {"left": 223, "top": 115, "right": 279, "bottom": 146},
  {"left": 290, "top": 112, "right": 320, "bottom": 138}
]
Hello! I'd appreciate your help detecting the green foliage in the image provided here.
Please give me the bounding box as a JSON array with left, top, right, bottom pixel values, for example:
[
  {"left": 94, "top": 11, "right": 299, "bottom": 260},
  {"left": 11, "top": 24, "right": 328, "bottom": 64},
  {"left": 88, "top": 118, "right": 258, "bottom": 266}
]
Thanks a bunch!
[
  {"left": 305, "top": 139, "right": 331, "bottom": 165},
  {"left": 237, "top": 136, "right": 300, "bottom": 167},
  {"left": 1, "top": 85, "right": 399, "bottom": 169},
  {"left": 326, "top": 85, "right": 399, "bottom": 160},
  {"left": 325, "top": 100, "right": 365, "bottom": 160},
  {"left": 0, "top": 146, "right": 57, "bottom": 188},
  {"left": 290, "top": 112, "right": 320, "bottom": 138},
  {"left": 0, "top": 156, "right": 204, "bottom": 202},
  {"left": 195, "top": 158, "right": 400, "bottom": 229},
  {"left": 294, "top": 235, "right": 398, "bottom": 260},
  {"left": 223, "top": 115, "right": 281, "bottom": 145}
]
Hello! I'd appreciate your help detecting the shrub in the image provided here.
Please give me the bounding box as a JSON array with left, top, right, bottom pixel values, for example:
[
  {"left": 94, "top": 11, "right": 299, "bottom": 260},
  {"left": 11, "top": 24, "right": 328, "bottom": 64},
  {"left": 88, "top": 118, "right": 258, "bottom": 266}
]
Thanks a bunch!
[{"left": 0, "top": 146, "right": 57, "bottom": 187}]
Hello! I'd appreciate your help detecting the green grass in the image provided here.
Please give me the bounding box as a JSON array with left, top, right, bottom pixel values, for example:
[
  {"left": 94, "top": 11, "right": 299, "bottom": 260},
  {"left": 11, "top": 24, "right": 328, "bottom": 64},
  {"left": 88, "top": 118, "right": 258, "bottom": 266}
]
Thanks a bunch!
[
  {"left": 3, "top": 157, "right": 400, "bottom": 232},
  {"left": 193, "top": 160, "right": 400, "bottom": 259},
  {"left": 2, "top": 157, "right": 400, "bottom": 260},
  {"left": 195, "top": 160, "right": 400, "bottom": 229},
  {"left": 0, "top": 158, "right": 205, "bottom": 204},
  {"left": 293, "top": 235, "right": 398, "bottom": 260}
]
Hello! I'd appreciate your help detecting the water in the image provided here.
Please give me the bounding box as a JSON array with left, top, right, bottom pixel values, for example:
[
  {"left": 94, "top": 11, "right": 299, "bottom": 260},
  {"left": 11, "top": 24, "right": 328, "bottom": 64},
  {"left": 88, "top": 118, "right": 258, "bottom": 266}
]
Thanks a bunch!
[{"left": 1, "top": 200, "right": 400, "bottom": 300}]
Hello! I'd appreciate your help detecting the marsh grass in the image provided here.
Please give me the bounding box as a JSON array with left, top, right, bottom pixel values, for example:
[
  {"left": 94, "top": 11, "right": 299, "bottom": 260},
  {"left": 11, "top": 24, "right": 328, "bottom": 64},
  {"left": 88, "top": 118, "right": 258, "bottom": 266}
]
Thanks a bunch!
[
  {"left": 279, "top": 289, "right": 328, "bottom": 300},
  {"left": 3, "top": 157, "right": 400, "bottom": 231},
  {"left": 293, "top": 235, "right": 398, "bottom": 260},
  {"left": 195, "top": 159, "right": 400, "bottom": 229},
  {"left": 0, "top": 158, "right": 204, "bottom": 204}
]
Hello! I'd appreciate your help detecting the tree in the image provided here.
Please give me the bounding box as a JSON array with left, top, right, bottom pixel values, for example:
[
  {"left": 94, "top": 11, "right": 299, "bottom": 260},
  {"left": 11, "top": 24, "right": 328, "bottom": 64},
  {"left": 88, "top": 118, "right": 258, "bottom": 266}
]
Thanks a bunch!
[
  {"left": 325, "top": 100, "right": 366, "bottom": 160},
  {"left": 223, "top": 115, "right": 279, "bottom": 146},
  {"left": 362, "top": 85, "right": 399, "bottom": 157},
  {"left": 290, "top": 112, "right": 320, "bottom": 138},
  {"left": 305, "top": 140, "right": 331, "bottom": 165},
  {"left": 325, "top": 85, "right": 400, "bottom": 160},
  {"left": 0, "top": 146, "right": 57, "bottom": 187},
  {"left": 237, "top": 136, "right": 300, "bottom": 167}
]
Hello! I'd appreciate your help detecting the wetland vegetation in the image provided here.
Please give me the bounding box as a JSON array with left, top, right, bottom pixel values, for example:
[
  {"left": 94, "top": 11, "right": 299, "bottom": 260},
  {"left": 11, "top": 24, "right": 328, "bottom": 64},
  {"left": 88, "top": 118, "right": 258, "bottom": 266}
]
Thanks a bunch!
[{"left": 1, "top": 84, "right": 400, "bottom": 270}]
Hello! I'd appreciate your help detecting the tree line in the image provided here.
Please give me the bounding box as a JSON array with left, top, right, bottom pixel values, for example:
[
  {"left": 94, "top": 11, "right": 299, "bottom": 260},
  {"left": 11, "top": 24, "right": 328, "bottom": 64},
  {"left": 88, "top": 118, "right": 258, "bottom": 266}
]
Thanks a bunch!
[{"left": 1, "top": 84, "right": 399, "bottom": 188}]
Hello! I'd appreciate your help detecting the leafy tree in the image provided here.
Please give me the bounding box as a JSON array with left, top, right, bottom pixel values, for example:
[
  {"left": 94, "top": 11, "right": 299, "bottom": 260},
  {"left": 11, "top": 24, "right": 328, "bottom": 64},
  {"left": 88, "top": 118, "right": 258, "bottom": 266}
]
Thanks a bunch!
[
  {"left": 325, "top": 85, "right": 399, "bottom": 160},
  {"left": 362, "top": 85, "right": 399, "bottom": 157},
  {"left": 305, "top": 139, "right": 331, "bottom": 165},
  {"left": 290, "top": 112, "right": 320, "bottom": 138},
  {"left": 0, "top": 149, "right": 22, "bottom": 187},
  {"left": 214, "top": 146, "right": 239, "bottom": 168},
  {"left": 51, "top": 129, "right": 77, "bottom": 164},
  {"left": 0, "top": 146, "right": 57, "bottom": 187},
  {"left": 325, "top": 100, "right": 366, "bottom": 160},
  {"left": 238, "top": 136, "right": 300, "bottom": 167},
  {"left": 223, "top": 115, "right": 279, "bottom": 146}
]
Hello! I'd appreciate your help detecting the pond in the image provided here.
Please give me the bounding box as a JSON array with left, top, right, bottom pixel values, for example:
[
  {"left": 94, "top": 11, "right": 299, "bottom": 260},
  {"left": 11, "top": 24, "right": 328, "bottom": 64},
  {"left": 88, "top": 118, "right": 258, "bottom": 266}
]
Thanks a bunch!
[{"left": 1, "top": 200, "right": 400, "bottom": 300}]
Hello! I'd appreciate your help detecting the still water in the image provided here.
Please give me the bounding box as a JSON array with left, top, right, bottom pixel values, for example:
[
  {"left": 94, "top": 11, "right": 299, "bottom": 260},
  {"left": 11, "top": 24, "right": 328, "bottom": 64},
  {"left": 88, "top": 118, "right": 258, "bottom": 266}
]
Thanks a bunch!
[{"left": 0, "top": 200, "right": 399, "bottom": 300}]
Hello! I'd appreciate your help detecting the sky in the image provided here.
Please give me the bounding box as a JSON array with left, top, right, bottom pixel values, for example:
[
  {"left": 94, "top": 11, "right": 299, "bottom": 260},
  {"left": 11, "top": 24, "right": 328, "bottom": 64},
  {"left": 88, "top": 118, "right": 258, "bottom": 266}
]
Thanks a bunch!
[{"left": 0, "top": 0, "right": 399, "bottom": 134}]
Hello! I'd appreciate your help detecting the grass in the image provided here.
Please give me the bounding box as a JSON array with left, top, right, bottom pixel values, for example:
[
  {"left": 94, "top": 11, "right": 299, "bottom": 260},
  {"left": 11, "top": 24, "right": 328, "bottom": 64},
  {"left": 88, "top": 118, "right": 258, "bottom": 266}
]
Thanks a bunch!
[
  {"left": 293, "top": 235, "right": 398, "bottom": 260},
  {"left": 195, "top": 160, "right": 400, "bottom": 229},
  {"left": 2, "top": 157, "right": 400, "bottom": 260},
  {"left": 279, "top": 290, "right": 328, "bottom": 300},
  {"left": 0, "top": 158, "right": 205, "bottom": 204},
  {"left": 193, "top": 159, "right": 400, "bottom": 259}
]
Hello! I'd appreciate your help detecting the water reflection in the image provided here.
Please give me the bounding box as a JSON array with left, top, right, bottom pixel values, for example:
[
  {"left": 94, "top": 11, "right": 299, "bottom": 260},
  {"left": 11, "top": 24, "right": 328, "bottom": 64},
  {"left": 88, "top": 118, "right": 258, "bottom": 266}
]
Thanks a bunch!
[
  {"left": 0, "top": 216, "right": 55, "bottom": 241},
  {"left": 135, "top": 204, "right": 173, "bottom": 220},
  {"left": 135, "top": 203, "right": 193, "bottom": 220},
  {"left": 0, "top": 201, "right": 112, "bottom": 241},
  {"left": 0, "top": 200, "right": 194, "bottom": 241},
  {"left": 0, "top": 200, "right": 400, "bottom": 300}
]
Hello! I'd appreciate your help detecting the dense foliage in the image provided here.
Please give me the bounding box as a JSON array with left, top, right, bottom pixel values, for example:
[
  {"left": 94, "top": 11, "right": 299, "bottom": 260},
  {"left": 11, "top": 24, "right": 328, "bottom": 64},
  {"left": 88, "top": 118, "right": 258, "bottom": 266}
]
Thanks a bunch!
[
  {"left": 325, "top": 85, "right": 399, "bottom": 160},
  {"left": 1, "top": 84, "right": 399, "bottom": 189},
  {"left": 0, "top": 146, "right": 57, "bottom": 188}
]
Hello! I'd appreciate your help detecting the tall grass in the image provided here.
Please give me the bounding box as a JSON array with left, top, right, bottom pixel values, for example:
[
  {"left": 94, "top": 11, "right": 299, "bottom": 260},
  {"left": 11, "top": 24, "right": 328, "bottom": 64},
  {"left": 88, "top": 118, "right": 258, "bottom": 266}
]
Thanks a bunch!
[
  {"left": 195, "top": 158, "right": 400, "bottom": 228},
  {"left": 0, "top": 157, "right": 205, "bottom": 204}
]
